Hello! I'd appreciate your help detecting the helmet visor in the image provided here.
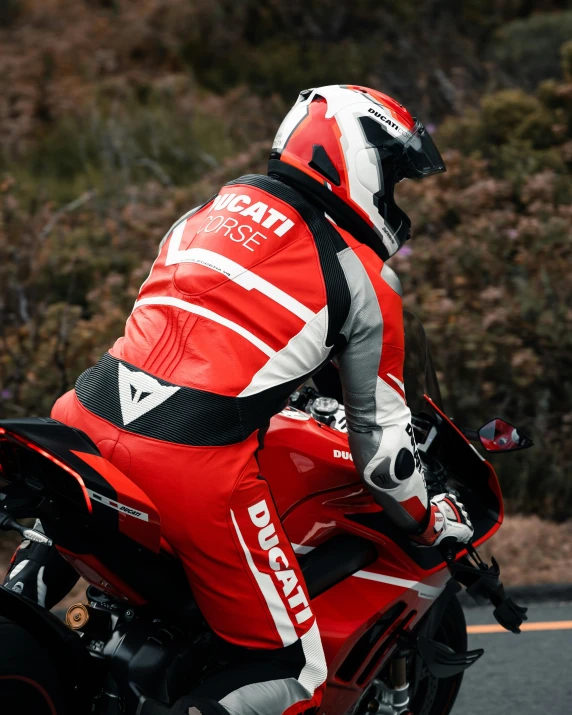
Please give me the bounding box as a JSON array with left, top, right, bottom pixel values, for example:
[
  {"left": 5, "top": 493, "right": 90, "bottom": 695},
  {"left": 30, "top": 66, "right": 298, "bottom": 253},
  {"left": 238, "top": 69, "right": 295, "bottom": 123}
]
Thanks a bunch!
[{"left": 401, "top": 120, "right": 446, "bottom": 178}]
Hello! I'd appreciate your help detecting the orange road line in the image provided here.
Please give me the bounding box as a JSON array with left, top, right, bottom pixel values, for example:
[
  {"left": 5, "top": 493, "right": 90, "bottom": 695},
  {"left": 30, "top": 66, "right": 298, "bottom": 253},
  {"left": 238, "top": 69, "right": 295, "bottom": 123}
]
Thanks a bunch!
[{"left": 467, "top": 620, "right": 572, "bottom": 634}]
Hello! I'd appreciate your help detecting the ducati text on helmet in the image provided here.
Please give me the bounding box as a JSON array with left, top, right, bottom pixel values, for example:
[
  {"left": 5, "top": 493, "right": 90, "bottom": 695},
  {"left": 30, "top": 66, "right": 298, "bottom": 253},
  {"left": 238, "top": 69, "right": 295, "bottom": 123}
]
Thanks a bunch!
[{"left": 268, "top": 85, "right": 446, "bottom": 260}]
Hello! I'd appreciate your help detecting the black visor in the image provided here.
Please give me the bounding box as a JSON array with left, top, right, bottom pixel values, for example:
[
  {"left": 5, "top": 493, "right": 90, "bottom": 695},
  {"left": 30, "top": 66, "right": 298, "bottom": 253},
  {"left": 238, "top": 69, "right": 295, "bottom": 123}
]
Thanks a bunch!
[{"left": 401, "top": 120, "right": 446, "bottom": 179}]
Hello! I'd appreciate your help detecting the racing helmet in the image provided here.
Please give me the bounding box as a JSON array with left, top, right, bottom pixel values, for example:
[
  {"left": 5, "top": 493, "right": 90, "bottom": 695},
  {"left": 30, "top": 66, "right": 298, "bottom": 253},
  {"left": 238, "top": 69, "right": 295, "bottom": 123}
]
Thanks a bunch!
[{"left": 268, "top": 85, "right": 446, "bottom": 260}]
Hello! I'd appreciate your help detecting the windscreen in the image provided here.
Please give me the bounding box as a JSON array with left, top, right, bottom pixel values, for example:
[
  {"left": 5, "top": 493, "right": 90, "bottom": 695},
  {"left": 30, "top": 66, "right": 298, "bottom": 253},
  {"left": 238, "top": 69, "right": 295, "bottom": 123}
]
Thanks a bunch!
[{"left": 402, "top": 311, "right": 443, "bottom": 414}]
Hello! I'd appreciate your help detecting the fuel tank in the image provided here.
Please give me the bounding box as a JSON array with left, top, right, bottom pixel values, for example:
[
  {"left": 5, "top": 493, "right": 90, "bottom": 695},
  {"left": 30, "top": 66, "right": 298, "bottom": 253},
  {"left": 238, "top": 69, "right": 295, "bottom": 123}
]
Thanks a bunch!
[
  {"left": 258, "top": 405, "right": 452, "bottom": 712},
  {"left": 258, "top": 406, "right": 363, "bottom": 519}
]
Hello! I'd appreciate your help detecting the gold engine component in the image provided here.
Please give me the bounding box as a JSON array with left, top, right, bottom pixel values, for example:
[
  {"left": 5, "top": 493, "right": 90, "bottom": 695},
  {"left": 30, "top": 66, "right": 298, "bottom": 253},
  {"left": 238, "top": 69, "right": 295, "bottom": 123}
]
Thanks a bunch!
[{"left": 66, "top": 603, "right": 90, "bottom": 630}]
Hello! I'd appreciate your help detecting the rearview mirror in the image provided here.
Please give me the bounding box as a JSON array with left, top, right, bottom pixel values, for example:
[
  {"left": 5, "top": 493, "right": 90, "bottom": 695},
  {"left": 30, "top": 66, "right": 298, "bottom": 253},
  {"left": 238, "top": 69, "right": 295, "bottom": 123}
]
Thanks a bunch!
[{"left": 478, "top": 419, "right": 533, "bottom": 453}]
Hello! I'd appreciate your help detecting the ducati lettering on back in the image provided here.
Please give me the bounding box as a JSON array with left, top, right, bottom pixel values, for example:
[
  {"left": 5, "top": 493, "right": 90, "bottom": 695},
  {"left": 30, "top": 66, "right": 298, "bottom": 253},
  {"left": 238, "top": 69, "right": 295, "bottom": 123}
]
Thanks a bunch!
[
  {"left": 195, "top": 193, "right": 296, "bottom": 253},
  {"left": 248, "top": 499, "right": 313, "bottom": 625}
]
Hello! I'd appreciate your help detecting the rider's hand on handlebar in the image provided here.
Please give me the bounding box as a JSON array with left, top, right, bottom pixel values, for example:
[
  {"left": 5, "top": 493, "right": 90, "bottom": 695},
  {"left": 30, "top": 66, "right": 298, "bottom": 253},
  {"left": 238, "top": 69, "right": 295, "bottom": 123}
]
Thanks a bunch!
[{"left": 413, "top": 492, "right": 474, "bottom": 546}]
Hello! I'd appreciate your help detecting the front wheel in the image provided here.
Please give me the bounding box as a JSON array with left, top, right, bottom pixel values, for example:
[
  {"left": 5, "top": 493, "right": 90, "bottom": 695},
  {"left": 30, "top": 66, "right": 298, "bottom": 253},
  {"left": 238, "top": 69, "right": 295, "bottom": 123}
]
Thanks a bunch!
[
  {"left": 408, "top": 594, "right": 467, "bottom": 715},
  {"left": 350, "top": 595, "right": 467, "bottom": 715},
  {"left": 0, "top": 616, "right": 67, "bottom": 714}
]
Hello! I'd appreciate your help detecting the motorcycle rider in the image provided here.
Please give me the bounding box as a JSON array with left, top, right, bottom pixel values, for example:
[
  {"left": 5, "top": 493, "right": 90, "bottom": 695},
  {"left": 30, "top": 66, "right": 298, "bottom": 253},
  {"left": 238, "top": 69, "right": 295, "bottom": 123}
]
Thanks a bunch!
[{"left": 4, "top": 85, "right": 473, "bottom": 715}]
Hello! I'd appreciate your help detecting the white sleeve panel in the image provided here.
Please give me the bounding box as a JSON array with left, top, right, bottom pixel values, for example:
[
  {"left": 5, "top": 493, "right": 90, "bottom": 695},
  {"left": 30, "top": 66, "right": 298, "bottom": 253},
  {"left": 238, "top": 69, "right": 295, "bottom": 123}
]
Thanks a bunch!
[{"left": 337, "top": 247, "right": 429, "bottom": 532}]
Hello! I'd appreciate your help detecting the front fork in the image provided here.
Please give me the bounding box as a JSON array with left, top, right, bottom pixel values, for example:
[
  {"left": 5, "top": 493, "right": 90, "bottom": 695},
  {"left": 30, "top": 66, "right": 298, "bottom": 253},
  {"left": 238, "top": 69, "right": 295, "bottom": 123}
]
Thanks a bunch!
[
  {"left": 362, "top": 656, "right": 411, "bottom": 715},
  {"left": 368, "top": 541, "right": 529, "bottom": 714}
]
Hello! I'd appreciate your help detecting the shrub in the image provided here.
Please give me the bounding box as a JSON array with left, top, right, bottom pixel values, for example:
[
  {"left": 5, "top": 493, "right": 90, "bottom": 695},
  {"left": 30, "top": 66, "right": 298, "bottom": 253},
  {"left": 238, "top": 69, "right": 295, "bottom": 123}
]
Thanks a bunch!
[
  {"left": 393, "top": 136, "right": 572, "bottom": 518},
  {"left": 561, "top": 39, "right": 572, "bottom": 81},
  {"left": 0, "top": 0, "right": 21, "bottom": 27},
  {"left": 480, "top": 90, "right": 542, "bottom": 145},
  {"left": 2, "top": 0, "right": 572, "bottom": 521},
  {"left": 488, "top": 11, "right": 572, "bottom": 89},
  {"left": 2, "top": 83, "right": 246, "bottom": 203},
  {"left": 437, "top": 57, "right": 572, "bottom": 187}
]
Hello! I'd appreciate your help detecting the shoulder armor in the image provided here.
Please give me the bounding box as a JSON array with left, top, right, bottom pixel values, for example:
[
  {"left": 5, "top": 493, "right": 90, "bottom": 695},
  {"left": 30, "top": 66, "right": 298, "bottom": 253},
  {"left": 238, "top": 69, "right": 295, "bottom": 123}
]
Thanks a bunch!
[{"left": 380, "top": 263, "right": 402, "bottom": 297}]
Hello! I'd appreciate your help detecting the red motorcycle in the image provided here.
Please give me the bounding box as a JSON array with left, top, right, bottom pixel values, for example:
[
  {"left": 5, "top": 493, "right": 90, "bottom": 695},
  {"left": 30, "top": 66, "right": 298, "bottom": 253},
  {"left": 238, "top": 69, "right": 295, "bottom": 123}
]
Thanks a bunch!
[{"left": 0, "top": 315, "right": 530, "bottom": 715}]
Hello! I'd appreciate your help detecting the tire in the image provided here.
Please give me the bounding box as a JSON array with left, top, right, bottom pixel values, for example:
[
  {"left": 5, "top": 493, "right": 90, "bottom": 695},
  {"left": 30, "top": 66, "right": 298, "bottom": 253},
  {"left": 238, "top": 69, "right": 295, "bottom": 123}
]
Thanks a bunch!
[
  {"left": 0, "top": 616, "right": 67, "bottom": 714},
  {"left": 408, "top": 594, "right": 467, "bottom": 715}
]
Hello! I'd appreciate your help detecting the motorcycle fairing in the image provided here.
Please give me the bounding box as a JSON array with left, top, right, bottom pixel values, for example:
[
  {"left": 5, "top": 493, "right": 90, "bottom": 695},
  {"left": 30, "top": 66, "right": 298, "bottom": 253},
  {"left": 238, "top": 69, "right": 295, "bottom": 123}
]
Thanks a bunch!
[
  {"left": 0, "top": 420, "right": 94, "bottom": 515},
  {"left": 70, "top": 450, "right": 161, "bottom": 552},
  {"left": 0, "top": 418, "right": 161, "bottom": 552},
  {"left": 57, "top": 547, "right": 148, "bottom": 605},
  {"left": 262, "top": 399, "right": 503, "bottom": 564},
  {"left": 0, "top": 419, "right": 196, "bottom": 610},
  {"left": 421, "top": 396, "right": 504, "bottom": 548},
  {"left": 259, "top": 412, "right": 363, "bottom": 517},
  {"left": 258, "top": 399, "right": 504, "bottom": 708},
  {"left": 0, "top": 391, "right": 509, "bottom": 713}
]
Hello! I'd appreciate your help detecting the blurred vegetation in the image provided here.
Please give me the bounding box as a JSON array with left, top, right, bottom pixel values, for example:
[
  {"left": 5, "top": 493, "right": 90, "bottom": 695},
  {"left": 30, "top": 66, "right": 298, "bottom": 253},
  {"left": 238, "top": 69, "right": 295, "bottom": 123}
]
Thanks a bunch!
[
  {"left": 395, "top": 45, "right": 572, "bottom": 519},
  {"left": 488, "top": 11, "right": 572, "bottom": 90},
  {"left": 0, "top": 1, "right": 571, "bottom": 519}
]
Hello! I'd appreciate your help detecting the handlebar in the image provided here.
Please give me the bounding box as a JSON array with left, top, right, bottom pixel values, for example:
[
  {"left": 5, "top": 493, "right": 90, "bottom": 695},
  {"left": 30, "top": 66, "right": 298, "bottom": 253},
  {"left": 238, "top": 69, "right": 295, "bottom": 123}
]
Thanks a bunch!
[{"left": 438, "top": 536, "right": 467, "bottom": 564}]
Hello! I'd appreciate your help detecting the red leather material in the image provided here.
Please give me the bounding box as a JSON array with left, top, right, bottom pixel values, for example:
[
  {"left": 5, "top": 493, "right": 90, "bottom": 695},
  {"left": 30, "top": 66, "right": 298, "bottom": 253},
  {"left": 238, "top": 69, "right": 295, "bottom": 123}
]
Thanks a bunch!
[
  {"left": 111, "top": 183, "right": 327, "bottom": 396},
  {"left": 52, "top": 394, "right": 314, "bottom": 650}
]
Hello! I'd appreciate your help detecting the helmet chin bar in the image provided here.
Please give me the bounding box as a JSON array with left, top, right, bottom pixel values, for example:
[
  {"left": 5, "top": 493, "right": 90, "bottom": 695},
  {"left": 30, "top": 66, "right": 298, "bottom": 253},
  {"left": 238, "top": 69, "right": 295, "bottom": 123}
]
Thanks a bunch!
[
  {"left": 375, "top": 164, "right": 412, "bottom": 251},
  {"left": 268, "top": 158, "right": 391, "bottom": 261}
]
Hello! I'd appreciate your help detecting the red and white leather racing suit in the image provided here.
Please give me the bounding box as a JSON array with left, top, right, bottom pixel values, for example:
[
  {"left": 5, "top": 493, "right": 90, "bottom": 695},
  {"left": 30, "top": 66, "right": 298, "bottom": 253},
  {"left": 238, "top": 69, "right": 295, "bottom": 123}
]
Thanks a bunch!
[{"left": 46, "top": 174, "right": 431, "bottom": 714}]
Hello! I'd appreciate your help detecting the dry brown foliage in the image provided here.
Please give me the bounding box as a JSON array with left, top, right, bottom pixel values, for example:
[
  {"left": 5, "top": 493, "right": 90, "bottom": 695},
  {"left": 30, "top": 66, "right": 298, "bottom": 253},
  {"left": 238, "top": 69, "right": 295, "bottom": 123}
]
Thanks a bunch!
[{"left": 1, "top": 2, "right": 572, "bottom": 523}]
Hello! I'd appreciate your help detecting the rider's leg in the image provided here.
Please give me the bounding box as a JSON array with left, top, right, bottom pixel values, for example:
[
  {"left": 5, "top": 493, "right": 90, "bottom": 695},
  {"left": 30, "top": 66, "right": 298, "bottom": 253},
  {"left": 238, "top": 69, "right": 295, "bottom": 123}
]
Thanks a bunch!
[
  {"left": 49, "top": 394, "right": 328, "bottom": 715},
  {"left": 106, "top": 432, "right": 327, "bottom": 715},
  {"left": 164, "top": 466, "right": 327, "bottom": 715}
]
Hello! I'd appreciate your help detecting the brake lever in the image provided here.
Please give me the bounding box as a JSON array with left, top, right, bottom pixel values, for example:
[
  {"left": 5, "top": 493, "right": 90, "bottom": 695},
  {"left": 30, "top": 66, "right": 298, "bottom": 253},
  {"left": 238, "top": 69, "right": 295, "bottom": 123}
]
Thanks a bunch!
[
  {"left": 447, "top": 545, "right": 529, "bottom": 633},
  {"left": 493, "top": 597, "right": 529, "bottom": 634}
]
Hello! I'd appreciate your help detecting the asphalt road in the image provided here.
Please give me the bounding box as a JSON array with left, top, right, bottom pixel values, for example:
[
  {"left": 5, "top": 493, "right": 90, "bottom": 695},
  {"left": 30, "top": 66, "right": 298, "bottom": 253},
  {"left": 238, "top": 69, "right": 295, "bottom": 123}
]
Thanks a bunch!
[{"left": 453, "top": 602, "right": 572, "bottom": 715}]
